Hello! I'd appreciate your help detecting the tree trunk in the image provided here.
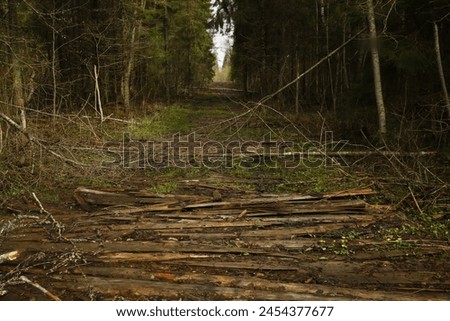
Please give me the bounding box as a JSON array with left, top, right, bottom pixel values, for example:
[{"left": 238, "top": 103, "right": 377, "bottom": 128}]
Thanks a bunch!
[
  {"left": 321, "top": 0, "right": 336, "bottom": 112},
  {"left": 51, "top": 0, "right": 58, "bottom": 118},
  {"left": 8, "top": 0, "right": 26, "bottom": 130},
  {"left": 122, "top": 23, "right": 136, "bottom": 111},
  {"left": 163, "top": 1, "right": 171, "bottom": 104},
  {"left": 433, "top": 22, "right": 450, "bottom": 117},
  {"left": 367, "top": 0, "right": 387, "bottom": 135},
  {"left": 94, "top": 65, "right": 104, "bottom": 122},
  {"left": 295, "top": 51, "right": 301, "bottom": 114},
  {"left": 121, "top": 0, "right": 146, "bottom": 111}
]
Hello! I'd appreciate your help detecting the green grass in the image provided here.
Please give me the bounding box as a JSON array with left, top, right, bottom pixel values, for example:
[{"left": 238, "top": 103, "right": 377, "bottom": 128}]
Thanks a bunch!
[
  {"left": 129, "top": 104, "right": 234, "bottom": 139},
  {"left": 129, "top": 105, "right": 192, "bottom": 139},
  {"left": 224, "top": 159, "right": 365, "bottom": 194},
  {"left": 149, "top": 182, "right": 178, "bottom": 194},
  {"left": 214, "top": 65, "right": 231, "bottom": 82}
]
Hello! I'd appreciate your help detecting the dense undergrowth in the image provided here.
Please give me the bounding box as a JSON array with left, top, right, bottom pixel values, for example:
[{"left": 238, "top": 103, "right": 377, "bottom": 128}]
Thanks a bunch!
[{"left": 0, "top": 96, "right": 449, "bottom": 243}]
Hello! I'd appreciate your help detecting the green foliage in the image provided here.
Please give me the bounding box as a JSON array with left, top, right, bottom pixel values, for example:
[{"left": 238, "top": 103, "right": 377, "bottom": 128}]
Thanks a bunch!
[
  {"left": 383, "top": 39, "right": 434, "bottom": 75},
  {"left": 224, "top": 158, "right": 365, "bottom": 195},
  {"left": 215, "top": 0, "right": 450, "bottom": 141},
  {"left": 380, "top": 217, "right": 449, "bottom": 243},
  {"left": 318, "top": 234, "right": 356, "bottom": 256},
  {"left": 168, "top": 0, "right": 216, "bottom": 91},
  {"left": 0, "top": 0, "right": 216, "bottom": 110}
]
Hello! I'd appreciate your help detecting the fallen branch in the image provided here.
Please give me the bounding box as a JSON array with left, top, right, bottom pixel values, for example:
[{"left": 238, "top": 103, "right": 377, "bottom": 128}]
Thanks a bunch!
[
  {"left": 256, "top": 28, "right": 367, "bottom": 108},
  {"left": 185, "top": 189, "right": 374, "bottom": 209},
  {"left": 32, "top": 192, "right": 65, "bottom": 240},
  {"left": 19, "top": 276, "right": 61, "bottom": 301},
  {"left": 0, "top": 112, "right": 85, "bottom": 167}
]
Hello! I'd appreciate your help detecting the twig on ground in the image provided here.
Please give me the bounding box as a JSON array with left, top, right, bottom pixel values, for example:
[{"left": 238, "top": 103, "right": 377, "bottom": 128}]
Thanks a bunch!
[
  {"left": 0, "top": 112, "right": 85, "bottom": 167},
  {"left": 408, "top": 186, "right": 424, "bottom": 215},
  {"left": 32, "top": 192, "right": 65, "bottom": 240},
  {"left": 19, "top": 275, "right": 61, "bottom": 301}
]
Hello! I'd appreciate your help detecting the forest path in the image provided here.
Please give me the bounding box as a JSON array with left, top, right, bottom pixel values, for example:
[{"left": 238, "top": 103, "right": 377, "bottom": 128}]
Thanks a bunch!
[{"left": 0, "top": 84, "right": 449, "bottom": 301}]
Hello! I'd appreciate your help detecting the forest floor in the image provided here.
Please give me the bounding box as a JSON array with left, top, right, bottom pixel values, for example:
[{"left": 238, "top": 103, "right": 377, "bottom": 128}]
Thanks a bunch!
[{"left": 0, "top": 82, "right": 449, "bottom": 300}]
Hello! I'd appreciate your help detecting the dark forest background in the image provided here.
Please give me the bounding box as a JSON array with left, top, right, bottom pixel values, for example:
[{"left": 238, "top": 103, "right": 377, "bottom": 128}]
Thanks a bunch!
[{"left": 0, "top": 0, "right": 449, "bottom": 148}]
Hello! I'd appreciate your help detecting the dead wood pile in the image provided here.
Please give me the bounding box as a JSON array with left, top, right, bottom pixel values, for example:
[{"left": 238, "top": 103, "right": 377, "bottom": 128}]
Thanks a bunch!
[{"left": 1, "top": 187, "right": 449, "bottom": 300}]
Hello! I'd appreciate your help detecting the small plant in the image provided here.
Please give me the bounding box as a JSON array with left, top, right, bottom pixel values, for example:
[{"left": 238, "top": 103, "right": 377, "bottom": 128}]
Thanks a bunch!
[
  {"left": 149, "top": 182, "right": 178, "bottom": 194},
  {"left": 317, "top": 236, "right": 355, "bottom": 256},
  {"left": 332, "top": 236, "right": 354, "bottom": 256}
]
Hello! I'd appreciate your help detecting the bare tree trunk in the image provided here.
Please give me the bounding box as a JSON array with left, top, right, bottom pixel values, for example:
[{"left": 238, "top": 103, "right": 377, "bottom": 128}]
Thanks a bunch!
[
  {"left": 295, "top": 54, "right": 301, "bottom": 115},
  {"left": 314, "top": 0, "right": 320, "bottom": 98},
  {"left": 12, "top": 60, "right": 26, "bottom": 130},
  {"left": 51, "top": 0, "right": 57, "bottom": 118},
  {"left": 342, "top": 16, "right": 350, "bottom": 90},
  {"left": 8, "top": 0, "right": 26, "bottom": 130},
  {"left": 122, "top": 24, "right": 136, "bottom": 111},
  {"left": 433, "top": 22, "right": 450, "bottom": 117},
  {"left": 367, "top": 0, "right": 387, "bottom": 135},
  {"left": 94, "top": 65, "right": 104, "bottom": 122},
  {"left": 320, "top": 0, "right": 336, "bottom": 112},
  {"left": 163, "top": 1, "right": 171, "bottom": 104},
  {"left": 121, "top": 0, "right": 146, "bottom": 111}
]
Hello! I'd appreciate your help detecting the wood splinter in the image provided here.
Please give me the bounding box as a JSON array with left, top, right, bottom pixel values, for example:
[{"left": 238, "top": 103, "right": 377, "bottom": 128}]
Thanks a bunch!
[
  {"left": 0, "top": 251, "right": 19, "bottom": 264},
  {"left": 234, "top": 209, "right": 248, "bottom": 221}
]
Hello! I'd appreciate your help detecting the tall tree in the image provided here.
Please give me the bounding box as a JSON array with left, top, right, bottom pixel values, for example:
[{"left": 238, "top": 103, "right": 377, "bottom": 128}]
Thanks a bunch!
[
  {"left": 433, "top": 22, "right": 450, "bottom": 117},
  {"left": 121, "top": 0, "right": 147, "bottom": 111},
  {"left": 366, "top": 0, "right": 387, "bottom": 135},
  {"left": 7, "top": 0, "right": 26, "bottom": 129}
]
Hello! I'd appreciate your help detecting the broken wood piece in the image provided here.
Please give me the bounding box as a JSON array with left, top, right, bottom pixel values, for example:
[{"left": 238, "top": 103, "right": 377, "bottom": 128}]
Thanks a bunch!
[
  {"left": 234, "top": 209, "right": 248, "bottom": 221},
  {"left": 74, "top": 187, "right": 209, "bottom": 210},
  {"left": 0, "top": 112, "right": 85, "bottom": 167},
  {"left": 73, "top": 187, "right": 374, "bottom": 211},
  {"left": 0, "top": 251, "right": 19, "bottom": 264},
  {"left": 185, "top": 189, "right": 374, "bottom": 209},
  {"left": 19, "top": 275, "right": 61, "bottom": 301}
]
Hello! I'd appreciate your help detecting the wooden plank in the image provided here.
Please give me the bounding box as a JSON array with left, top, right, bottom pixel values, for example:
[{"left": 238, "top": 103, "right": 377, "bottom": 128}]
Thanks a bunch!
[
  {"left": 106, "top": 199, "right": 369, "bottom": 218},
  {"left": 68, "top": 214, "right": 377, "bottom": 232},
  {"left": 46, "top": 276, "right": 334, "bottom": 301},
  {"left": 160, "top": 260, "right": 303, "bottom": 271},
  {"left": 74, "top": 187, "right": 209, "bottom": 208},
  {"left": 99, "top": 252, "right": 219, "bottom": 262},
  {"left": 173, "top": 273, "right": 447, "bottom": 301},
  {"left": 63, "top": 267, "right": 446, "bottom": 300},
  {"left": 74, "top": 187, "right": 374, "bottom": 210},
  {"left": 185, "top": 189, "right": 375, "bottom": 209},
  {"left": 1, "top": 240, "right": 314, "bottom": 258}
]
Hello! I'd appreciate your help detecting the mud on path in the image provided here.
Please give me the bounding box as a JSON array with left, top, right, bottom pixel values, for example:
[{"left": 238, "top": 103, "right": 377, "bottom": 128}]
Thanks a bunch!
[{"left": 0, "top": 85, "right": 449, "bottom": 301}]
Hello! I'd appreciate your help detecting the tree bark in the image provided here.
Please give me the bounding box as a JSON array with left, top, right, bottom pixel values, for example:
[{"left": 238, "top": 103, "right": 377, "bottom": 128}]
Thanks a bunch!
[
  {"left": 121, "top": 24, "right": 136, "bottom": 111},
  {"left": 295, "top": 52, "right": 301, "bottom": 114},
  {"left": 433, "top": 22, "right": 450, "bottom": 117},
  {"left": 121, "top": 0, "right": 146, "bottom": 111},
  {"left": 51, "top": 0, "right": 58, "bottom": 118},
  {"left": 367, "top": 0, "right": 387, "bottom": 135},
  {"left": 8, "top": 0, "right": 26, "bottom": 130},
  {"left": 94, "top": 65, "right": 104, "bottom": 122},
  {"left": 163, "top": 1, "right": 171, "bottom": 104}
]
